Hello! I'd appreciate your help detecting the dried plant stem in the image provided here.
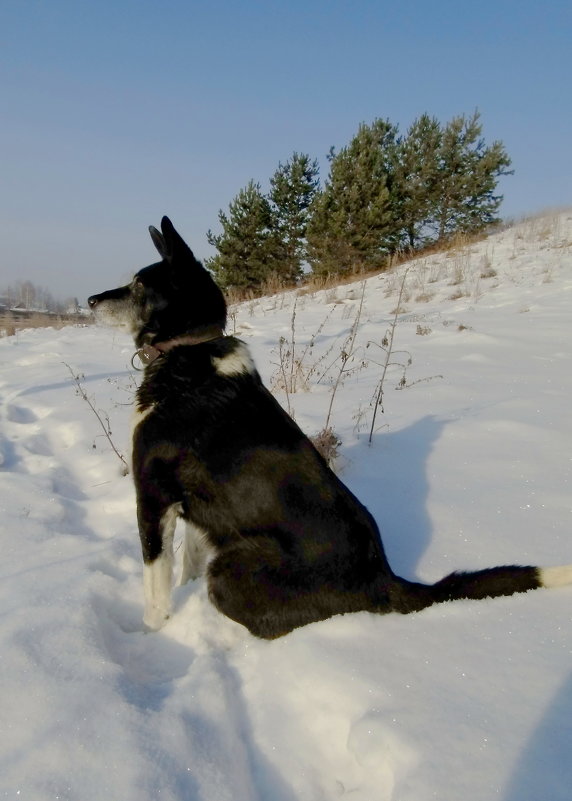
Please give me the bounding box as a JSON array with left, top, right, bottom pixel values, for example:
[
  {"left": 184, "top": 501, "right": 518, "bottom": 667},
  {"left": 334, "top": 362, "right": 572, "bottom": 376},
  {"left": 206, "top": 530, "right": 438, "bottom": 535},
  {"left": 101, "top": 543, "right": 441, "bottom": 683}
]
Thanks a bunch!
[
  {"left": 324, "top": 281, "right": 366, "bottom": 432},
  {"left": 289, "top": 298, "right": 298, "bottom": 394},
  {"left": 277, "top": 337, "right": 292, "bottom": 416},
  {"left": 64, "top": 362, "right": 129, "bottom": 475},
  {"left": 271, "top": 303, "right": 335, "bottom": 401},
  {"left": 368, "top": 269, "right": 409, "bottom": 444}
]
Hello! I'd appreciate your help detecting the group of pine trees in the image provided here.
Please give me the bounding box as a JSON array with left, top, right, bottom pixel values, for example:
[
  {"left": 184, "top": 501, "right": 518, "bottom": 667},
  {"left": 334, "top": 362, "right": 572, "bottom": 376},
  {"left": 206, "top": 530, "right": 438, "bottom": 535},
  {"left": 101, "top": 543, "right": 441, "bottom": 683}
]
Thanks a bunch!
[{"left": 206, "top": 110, "right": 512, "bottom": 291}]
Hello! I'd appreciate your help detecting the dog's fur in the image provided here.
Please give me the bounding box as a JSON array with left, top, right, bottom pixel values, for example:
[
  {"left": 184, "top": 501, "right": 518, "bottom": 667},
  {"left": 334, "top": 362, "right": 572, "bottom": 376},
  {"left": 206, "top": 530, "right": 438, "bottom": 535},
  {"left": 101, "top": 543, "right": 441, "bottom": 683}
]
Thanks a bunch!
[{"left": 88, "top": 217, "right": 572, "bottom": 637}]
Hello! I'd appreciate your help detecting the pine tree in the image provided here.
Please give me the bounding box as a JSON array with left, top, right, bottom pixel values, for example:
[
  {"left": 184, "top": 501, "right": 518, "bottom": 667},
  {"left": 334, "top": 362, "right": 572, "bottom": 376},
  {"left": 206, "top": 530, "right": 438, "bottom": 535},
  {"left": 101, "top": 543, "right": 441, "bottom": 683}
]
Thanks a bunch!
[
  {"left": 431, "top": 110, "right": 513, "bottom": 240},
  {"left": 206, "top": 111, "right": 512, "bottom": 289},
  {"left": 206, "top": 181, "right": 283, "bottom": 292},
  {"left": 392, "top": 114, "right": 442, "bottom": 250},
  {"left": 306, "top": 119, "right": 398, "bottom": 277},
  {"left": 269, "top": 152, "right": 320, "bottom": 282}
]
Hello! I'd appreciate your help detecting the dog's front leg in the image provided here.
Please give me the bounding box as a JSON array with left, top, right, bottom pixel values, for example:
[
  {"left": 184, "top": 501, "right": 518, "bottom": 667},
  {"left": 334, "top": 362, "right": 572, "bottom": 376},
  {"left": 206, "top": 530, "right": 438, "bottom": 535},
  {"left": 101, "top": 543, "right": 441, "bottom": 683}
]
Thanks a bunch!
[{"left": 138, "top": 503, "right": 178, "bottom": 630}]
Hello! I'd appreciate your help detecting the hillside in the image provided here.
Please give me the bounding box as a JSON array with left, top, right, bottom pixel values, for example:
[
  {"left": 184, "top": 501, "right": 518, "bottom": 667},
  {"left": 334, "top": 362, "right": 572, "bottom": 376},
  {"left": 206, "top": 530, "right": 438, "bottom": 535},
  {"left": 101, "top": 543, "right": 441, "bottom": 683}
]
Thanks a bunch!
[{"left": 0, "top": 211, "right": 571, "bottom": 800}]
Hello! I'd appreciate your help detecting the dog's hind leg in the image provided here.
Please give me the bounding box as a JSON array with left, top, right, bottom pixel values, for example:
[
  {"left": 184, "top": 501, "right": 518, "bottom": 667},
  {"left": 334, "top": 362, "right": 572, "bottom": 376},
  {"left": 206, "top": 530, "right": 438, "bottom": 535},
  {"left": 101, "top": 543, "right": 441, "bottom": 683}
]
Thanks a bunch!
[
  {"left": 139, "top": 503, "right": 179, "bottom": 630},
  {"left": 207, "top": 539, "right": 378, "bottom": 639},
  {"left": 180, "top": 521, "right": 212, "bottom": 584}
]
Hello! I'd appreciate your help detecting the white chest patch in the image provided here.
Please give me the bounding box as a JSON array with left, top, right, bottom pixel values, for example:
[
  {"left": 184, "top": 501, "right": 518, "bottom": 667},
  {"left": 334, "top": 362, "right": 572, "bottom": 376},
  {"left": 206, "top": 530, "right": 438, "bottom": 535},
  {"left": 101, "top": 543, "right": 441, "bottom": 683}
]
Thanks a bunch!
[{"left": 212, "top": 341, "right": 256, "bottom": 377}]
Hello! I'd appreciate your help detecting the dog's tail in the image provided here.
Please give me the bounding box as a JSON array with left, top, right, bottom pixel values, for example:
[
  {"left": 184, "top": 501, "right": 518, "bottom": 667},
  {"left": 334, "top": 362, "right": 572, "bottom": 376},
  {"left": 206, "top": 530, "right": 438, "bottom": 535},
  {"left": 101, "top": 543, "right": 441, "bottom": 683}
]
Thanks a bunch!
[{"left": 386, "top": 564, "right": 572, "bottom": 614}]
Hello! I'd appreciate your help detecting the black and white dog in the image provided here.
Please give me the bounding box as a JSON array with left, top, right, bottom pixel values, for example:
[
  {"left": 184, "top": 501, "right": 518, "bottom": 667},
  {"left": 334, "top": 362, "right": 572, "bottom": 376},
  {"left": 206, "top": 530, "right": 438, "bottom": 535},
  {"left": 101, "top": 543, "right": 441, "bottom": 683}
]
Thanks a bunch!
[{"left": 88, "top": 217, "right": 571, "bottom": 637}]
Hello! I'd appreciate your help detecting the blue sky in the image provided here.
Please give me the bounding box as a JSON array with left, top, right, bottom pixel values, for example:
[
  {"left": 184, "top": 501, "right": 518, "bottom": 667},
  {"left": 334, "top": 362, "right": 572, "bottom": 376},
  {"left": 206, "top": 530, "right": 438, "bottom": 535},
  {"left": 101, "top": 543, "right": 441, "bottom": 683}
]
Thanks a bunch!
[{"left": 1, "top": 0, "right": 570, "bottom": 302}]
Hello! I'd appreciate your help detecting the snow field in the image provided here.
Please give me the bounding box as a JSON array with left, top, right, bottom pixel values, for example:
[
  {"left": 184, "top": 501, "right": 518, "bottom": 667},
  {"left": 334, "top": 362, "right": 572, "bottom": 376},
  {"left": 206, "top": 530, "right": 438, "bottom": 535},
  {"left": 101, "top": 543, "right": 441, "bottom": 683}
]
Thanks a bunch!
[{"left": 0, "top": 211, "right": 571, "bottom": 799}]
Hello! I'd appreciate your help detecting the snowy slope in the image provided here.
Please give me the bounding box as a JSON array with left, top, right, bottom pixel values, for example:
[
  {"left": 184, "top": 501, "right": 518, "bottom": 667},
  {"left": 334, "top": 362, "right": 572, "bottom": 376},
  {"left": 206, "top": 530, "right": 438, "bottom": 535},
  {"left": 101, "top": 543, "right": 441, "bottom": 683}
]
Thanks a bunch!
[{"left": 0, "top": 211, "right": 571, "bottom": 800}]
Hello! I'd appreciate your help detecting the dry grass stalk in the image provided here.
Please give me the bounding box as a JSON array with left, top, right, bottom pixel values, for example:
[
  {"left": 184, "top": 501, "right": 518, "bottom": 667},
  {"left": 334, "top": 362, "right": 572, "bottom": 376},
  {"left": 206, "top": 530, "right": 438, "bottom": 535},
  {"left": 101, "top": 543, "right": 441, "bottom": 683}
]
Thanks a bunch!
[
  {"left": 310, "top": 427, "right": 341, "bottom": 469},
  {"left": 367, "top": 268, "right": 410, "bottom": 444},
  {"left": 64, "top": 362, "right": 129, "bottom": 475},
  {"left": 323, "top": 282, "right": 367, "bottom": 433}
]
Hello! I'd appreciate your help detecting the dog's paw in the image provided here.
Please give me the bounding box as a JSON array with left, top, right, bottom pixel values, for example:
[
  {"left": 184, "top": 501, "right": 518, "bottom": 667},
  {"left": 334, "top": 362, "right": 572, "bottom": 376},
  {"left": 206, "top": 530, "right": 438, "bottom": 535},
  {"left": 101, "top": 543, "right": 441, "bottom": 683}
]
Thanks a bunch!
[{"left": 143, "top": 606, "right": 171, "bottom": 631}]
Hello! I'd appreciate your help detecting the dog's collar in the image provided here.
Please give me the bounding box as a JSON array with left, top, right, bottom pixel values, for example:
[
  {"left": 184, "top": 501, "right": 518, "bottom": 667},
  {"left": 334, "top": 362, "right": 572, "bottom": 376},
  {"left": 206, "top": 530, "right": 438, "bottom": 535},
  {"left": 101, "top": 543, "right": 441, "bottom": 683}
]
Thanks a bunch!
[{"left": 131, "top": 330, "right": 225, "bottom": 370}]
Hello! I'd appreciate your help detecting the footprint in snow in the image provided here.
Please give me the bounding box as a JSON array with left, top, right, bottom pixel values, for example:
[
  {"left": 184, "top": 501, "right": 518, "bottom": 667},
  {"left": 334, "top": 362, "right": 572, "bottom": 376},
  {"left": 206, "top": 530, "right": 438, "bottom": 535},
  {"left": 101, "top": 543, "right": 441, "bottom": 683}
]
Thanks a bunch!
[
  {"left": 6, "top": 403, "right": 38, "bottom": 424},
  {"left": 90, "top": 589, "right": 195, "bottom": 709},
  {"left": 346, "top": 710, "right": 418, "bottom": 798}
]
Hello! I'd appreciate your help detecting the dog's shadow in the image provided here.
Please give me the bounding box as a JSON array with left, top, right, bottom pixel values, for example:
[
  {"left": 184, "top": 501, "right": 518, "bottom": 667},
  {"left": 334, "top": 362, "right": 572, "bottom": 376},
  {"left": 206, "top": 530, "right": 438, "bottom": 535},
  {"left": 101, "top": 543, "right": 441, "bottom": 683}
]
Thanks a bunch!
[{"left": 342, "top": 415, "right": 447, "bottom": 580}]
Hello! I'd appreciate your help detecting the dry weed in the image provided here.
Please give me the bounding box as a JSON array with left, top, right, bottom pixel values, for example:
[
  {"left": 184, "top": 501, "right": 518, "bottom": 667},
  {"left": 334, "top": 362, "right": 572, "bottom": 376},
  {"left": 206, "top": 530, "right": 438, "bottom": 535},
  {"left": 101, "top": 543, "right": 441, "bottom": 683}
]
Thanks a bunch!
[{"left": 310, "top": 427, "right": 341, "bottom": 469}]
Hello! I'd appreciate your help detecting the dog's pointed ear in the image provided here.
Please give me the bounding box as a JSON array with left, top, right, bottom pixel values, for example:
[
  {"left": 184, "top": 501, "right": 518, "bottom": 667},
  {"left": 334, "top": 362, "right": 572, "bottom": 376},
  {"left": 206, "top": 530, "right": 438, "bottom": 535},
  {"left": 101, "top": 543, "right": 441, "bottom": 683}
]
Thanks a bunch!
[
  {"left": 161, "top": 216, "right": 185, "bottom": 258},
  {"left": 149, "top": 225, "right": 168, "bottom": 259},
  {"left": 160, "top": 216, "right": 201, "bottom": 269}
]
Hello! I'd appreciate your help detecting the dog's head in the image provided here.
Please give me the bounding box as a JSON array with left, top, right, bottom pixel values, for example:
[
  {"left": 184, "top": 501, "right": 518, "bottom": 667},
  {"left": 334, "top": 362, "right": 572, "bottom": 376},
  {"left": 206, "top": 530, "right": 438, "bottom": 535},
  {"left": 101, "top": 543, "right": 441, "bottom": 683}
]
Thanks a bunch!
[{"left": 88, "top": 217, "right": 227, "bottom": 348}]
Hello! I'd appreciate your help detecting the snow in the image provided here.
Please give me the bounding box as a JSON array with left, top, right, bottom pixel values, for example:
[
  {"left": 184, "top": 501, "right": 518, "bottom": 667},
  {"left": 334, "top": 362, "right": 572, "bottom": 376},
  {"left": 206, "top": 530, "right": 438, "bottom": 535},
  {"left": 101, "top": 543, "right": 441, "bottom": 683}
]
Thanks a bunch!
[{"left": 1, "top": 211, "right": 571, "bottom": 800}]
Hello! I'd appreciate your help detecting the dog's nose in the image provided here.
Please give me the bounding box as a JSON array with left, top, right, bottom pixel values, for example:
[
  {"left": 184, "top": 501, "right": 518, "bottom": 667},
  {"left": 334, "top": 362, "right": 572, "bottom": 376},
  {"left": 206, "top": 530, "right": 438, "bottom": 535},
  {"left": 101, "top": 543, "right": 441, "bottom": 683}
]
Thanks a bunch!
[{"left": 87, "top": 296, "right": 98, "bottom": 309}]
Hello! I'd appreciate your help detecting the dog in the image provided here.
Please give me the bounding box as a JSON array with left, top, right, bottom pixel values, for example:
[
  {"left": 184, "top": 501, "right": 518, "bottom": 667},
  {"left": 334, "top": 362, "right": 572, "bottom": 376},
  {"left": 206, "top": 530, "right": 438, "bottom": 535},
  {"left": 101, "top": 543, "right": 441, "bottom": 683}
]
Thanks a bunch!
[{"left": 88, "top": 217, "right": 572, "bottom": 637}]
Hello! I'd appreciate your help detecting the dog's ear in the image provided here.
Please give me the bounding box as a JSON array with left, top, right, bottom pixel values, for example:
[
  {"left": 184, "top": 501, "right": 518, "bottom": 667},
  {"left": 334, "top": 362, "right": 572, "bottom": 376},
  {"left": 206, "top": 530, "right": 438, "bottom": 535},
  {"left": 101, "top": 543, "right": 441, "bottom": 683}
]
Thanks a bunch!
[
  {"left": 150, "top": 216, "right": 205, "bottom": 275},
  {"left": 159, "top": 216, "right": 203, "bottom": 271},
  {"left": 161, "top": 216, "right": 187, "bottom": 260},
  {"left": 149, "top": 217, "right": 190, "bottom": 263},
  {"left": 149, "top": 225, "right": 168, "bottom": 259}
]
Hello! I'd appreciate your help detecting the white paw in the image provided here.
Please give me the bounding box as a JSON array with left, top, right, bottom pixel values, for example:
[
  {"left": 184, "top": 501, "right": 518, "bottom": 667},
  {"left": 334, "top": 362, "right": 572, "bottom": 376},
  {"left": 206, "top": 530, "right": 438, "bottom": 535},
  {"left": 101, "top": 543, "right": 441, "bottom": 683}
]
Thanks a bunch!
[
  {"left": 143, "top": 551, "right": 174, "bottom": 630},
  {"left": 143, "top": 605, "right": 171, "bottom": 631}
]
